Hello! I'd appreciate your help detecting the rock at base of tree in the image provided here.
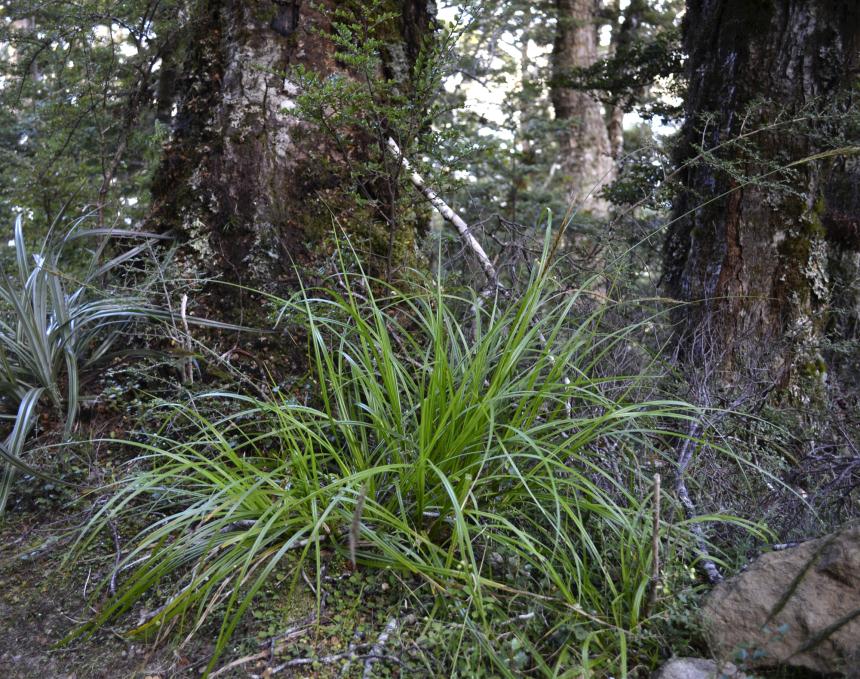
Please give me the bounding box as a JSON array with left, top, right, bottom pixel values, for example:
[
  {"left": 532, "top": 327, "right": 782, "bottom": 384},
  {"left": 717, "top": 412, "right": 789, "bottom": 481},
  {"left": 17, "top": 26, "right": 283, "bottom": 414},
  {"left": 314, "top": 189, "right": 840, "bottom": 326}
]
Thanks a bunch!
[
  {"left": 703, "top": 523, "right": 860, "bottom": 676},
  {"left": 653, "top": 657, "right": 746, "bottom": 679}
]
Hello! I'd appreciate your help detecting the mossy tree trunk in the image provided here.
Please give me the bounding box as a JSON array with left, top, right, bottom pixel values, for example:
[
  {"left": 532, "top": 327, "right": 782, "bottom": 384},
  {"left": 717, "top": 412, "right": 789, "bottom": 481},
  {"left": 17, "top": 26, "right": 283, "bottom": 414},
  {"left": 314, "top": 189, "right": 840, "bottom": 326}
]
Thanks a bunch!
[
  {"left": 664, "top": 0, "right": 860, "bottom": 395},
  {"left": 551, "top": 0, "right": 616, "bottom": 217},
  {"left": 150, "top": 0, "right": 435, "bottom": 293}
]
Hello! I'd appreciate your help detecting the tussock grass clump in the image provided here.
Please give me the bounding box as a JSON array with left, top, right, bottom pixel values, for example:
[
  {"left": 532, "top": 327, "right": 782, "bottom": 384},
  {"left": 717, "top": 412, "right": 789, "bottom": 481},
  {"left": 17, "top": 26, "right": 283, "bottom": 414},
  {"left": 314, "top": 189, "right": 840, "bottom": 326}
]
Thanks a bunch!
[{"left": 71, "top": 243, "right": 758, "bottom": 676}]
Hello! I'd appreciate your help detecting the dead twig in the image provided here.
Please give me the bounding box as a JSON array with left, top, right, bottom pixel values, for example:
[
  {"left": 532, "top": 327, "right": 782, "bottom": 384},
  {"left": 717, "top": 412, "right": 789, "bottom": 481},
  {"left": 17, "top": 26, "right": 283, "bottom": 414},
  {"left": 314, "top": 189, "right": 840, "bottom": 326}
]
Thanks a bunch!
[
  {"left": 672, "top": 389, "right": 760, "bottom": 585},
  {"left": 363, "top": 617, "right": 398, "bottom": 679},
  {"left": 386, "top": 137, "right": 499, "bottom": 292},
  {"left": 109, "top": 519, "right": 121, "bottom": 595},
  {"left": 769, "top": 541, "right": 804, "bottom": 551},
  {"left": 180, "top": 293, "right": 194, "bottom": 384},
  {"left": 209, "top": 622, "right": 315, "bottom": 677},
  {"left": 271, "top": 649, "right": 399, "bottom": 675},
  {"left": 339, "top": 628, "right": 366, "bottom": 677},
  {"left": 218, "top": 519, "right": 257, "bottom": 534},
  {"left": 674, "top": 425, "right": 723, "bottom": 584}
]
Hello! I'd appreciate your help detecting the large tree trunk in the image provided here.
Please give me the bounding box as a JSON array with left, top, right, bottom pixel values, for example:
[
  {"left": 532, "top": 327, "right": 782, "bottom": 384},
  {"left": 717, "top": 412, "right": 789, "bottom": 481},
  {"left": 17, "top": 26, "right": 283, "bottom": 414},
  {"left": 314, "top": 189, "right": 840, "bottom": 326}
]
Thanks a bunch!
[
  {"left": 605, "top": 0, "right": 647, "bottom": 160},
  {"left": 150, "top": 0, "right": 435, "bottom": 293},
  {"left": 551, "top": 0, "right": 615, "bottom": 216},
  {"left": 664, "top": 1, "right": 860, "bottom": 393}
]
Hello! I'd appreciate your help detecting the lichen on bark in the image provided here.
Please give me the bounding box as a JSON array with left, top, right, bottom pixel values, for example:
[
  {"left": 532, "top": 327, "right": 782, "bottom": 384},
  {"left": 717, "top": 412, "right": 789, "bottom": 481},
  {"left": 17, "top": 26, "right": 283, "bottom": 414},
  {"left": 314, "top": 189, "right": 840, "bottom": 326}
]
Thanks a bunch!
[
  {"left": 664, "top": 0, "right": 860, "bottom": 399},
  {"left": 150, "top": 0, "right": 437, "bottom": 294}
]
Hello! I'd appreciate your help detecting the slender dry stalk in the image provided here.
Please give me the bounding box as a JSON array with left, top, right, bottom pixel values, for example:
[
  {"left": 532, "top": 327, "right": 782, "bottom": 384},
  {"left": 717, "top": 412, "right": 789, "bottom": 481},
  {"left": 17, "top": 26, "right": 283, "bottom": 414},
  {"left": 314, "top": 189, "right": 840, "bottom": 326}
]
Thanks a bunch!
[
  {"left": 180, "top": 293, "right": 194, "bottom": 384},
  {"left": 644, "top": 473, "right": 661, "bottom": 617}
]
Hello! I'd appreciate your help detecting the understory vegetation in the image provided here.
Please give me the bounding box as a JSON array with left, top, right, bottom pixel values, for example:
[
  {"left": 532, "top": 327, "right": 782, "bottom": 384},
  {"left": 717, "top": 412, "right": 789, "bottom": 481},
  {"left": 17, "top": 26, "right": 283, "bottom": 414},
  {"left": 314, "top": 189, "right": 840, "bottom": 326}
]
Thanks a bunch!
[
  {"left": 2, "top": 223, "right": 779, "bottom": 677},
  {"left": 65, "top": 237, "right": 766, "bottom": 675},
  {"left": 0, "top": 213, "right": 167, "bottom": 512}
]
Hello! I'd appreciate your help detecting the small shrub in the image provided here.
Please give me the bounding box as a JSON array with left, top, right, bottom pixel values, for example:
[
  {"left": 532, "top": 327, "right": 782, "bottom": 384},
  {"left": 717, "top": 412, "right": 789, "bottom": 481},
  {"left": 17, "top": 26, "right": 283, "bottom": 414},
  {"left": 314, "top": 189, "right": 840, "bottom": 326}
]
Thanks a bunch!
[{"left": 0, "top": 213, "right": 166, "bottom": 513}]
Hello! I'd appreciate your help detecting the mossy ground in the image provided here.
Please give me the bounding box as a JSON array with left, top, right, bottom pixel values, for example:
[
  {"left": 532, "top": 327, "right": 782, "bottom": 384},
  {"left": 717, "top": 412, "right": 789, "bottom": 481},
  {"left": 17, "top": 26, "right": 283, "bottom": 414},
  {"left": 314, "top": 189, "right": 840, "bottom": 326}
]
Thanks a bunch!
[
  {"left": 0, "top": 375, "right": 447, "bottom": 678},
  {"left": 0, "top": 494, "right": 439, "bottom": 678},
  {"left": 0, "top": 508, "right": 178, "bottom": 678}
]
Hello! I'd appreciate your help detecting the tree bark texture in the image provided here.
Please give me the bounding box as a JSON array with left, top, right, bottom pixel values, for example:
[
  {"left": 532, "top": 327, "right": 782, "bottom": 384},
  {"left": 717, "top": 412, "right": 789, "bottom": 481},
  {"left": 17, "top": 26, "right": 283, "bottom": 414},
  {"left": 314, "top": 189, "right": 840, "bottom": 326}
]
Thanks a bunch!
[
  {"left": 150, "top": 0, "right": 435, "bottom": 292},
  {"left": 664, "top": 0, "right": 860, "bottom": 391},
  {"left": 606, "top": 0, "right": 648, "bottom": 160},
  {"left": 551, "top": 0, "right": 615, "bottom": 216}
]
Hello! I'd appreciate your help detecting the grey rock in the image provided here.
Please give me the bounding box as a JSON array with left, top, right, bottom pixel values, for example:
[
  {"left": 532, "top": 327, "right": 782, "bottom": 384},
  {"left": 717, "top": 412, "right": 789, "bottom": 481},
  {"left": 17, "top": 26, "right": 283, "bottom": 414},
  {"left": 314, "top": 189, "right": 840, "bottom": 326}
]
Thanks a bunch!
[
  {"left": 653, "top": 657, "right": 746, "bottom": 679},
  {"left": 703, "top": 522, "right": 860, "bottom": 675}
]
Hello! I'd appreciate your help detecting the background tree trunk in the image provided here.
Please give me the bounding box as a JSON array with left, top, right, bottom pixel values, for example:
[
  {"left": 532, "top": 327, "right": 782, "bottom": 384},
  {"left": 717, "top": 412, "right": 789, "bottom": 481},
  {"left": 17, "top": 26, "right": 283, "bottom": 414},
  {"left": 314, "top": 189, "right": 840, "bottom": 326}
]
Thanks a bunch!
[
  {"left": 606, "top": 0, "right": 646, "bottom": 160},
  {"left": 551, "top": 0, "right": 615, "bottom": 216},
  {"left": 664, "top": 0, "right": 860, "bottom": 394},
  {"left": 150, "top": 0, "right": 435, "bottom": 294}
]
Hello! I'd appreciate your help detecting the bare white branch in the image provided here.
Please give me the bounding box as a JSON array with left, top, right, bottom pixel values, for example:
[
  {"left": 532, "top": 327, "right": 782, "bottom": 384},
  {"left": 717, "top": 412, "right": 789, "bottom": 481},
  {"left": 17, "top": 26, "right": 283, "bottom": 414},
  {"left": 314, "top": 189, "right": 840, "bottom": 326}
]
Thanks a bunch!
[{"left": 386, "top": 137, "right": 499, "bottom": 288}]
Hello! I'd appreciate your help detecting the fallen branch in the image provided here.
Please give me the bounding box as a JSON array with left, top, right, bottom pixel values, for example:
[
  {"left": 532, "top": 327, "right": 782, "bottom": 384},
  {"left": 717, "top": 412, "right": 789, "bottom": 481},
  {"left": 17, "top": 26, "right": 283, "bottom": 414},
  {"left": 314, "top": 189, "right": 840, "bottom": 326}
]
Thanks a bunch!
[
  {"left": 675, "top": 426, "right": 723, "bottom": 584},
  {"left": 271, "top": 650, "right": 399, "bottom": 675},
  {"left": 363, "top": 617, "right": 398, "bottom": 679},
  {"left": 386, "top": 137, "right": 499, "bottom": 290}
]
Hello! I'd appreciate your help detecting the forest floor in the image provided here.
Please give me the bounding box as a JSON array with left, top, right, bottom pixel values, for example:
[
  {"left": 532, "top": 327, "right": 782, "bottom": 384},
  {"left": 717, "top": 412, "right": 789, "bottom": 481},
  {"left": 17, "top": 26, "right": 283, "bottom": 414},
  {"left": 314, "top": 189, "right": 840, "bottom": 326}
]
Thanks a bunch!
[
  {"left": 0, "top": 491, "right": 444, "bottom": 678},
  {"left": 0, "top": 349, "right": 456, "bottom": 678},
  {"left": 0, "top": 509, "right": 169, "bottom": 678}
]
